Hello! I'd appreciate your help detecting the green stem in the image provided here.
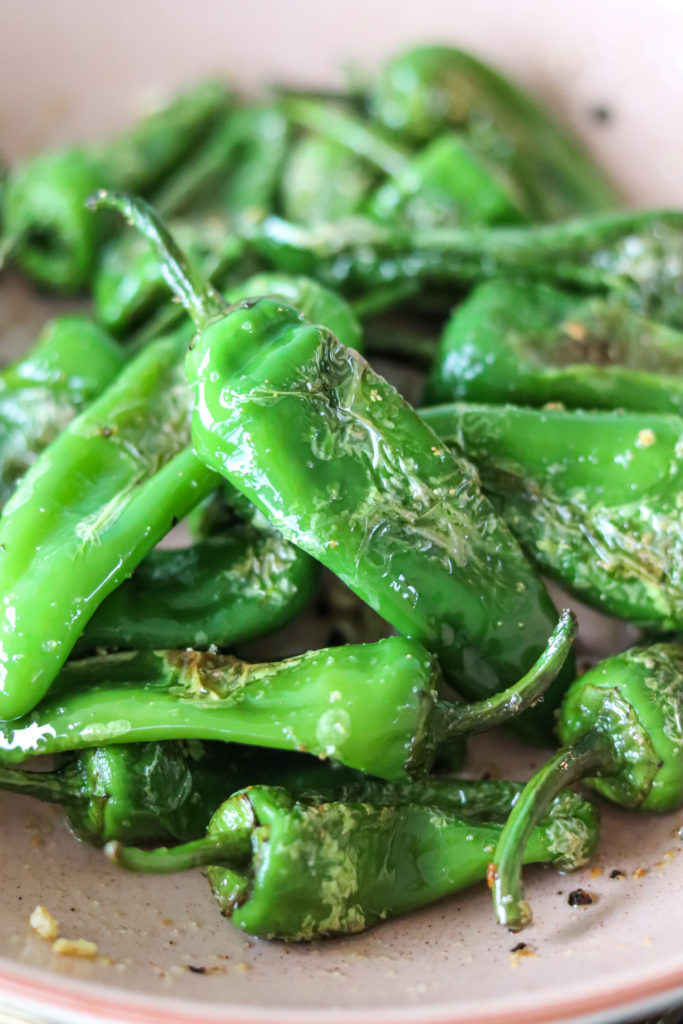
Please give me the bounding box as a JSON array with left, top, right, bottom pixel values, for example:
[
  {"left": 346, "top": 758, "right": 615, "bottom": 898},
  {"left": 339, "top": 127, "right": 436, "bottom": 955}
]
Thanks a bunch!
[
  {"left": 87, "top": 190, "right": 226, "bottom": 329},
  {"left": 0, "top": 764, "right": 83, "bottom": 807},
  {"left": 433, "top": 609, "right": 576, "bottom": 743},
  {"left": 491, "top": 731, "right": 615, "bottom": 930},
  {"left": 105, "top": 830, "right": 251, "bottom": 873},
  {"left": 350, "top": 281, "right": 420, "bottom": 319}
]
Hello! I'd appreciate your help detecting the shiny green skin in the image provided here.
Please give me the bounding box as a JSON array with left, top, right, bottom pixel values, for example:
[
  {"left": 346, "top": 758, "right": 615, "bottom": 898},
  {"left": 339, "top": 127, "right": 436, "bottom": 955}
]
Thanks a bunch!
[
  {"left": 3, "top": 81, "right": 231, "bottom": 291},
  {"left": 281, "top": 134, "right": 375, "bottom": 225},
  {"left": 370, "top": 45, "right": 618, "bottom": 220},
  {"left": 0, "top": 315, "right": 126, "bottom": 508},
  {"left": 558, "top": 643, "right": 683, "bottom": 812},
  {"left": 0, "top": 327, "right": 218, "bottom": 721},
  {"left": 204, "top": 783, "right": 599, "bottom": 941},
  {"left": 367, "top": 132, "right": 528, "bottom": 229},
  {"left": 422, "top": 402, "right": 683, "bottom": 630},
  {"left": 187, "top": 297, "right": 569, "bottom": 740},
  {"left": 249, "top": 209, "right": 683, "bottom": 325},
  {"left": 0, "top": 637, "right": 440, "bottom": 779},
  {"left": 425, "top": 279, "right": 683, "bottom": 410},
  {"left": 77, "top": 526, "right": 319, "bottom": 653}
]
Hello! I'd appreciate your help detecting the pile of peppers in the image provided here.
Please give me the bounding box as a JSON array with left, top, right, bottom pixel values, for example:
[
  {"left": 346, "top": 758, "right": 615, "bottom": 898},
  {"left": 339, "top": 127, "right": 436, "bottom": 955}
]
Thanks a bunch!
[{"left": 0, "top": 42, "right": 680, "bottom": 946}]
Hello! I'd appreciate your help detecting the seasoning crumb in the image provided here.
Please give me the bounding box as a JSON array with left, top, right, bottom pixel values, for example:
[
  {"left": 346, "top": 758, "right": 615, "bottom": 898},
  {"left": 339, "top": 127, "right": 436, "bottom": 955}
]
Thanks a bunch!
[
  {"left": 235, "top": 962, "right": 252, "bottom": 972},
  {"left": 29, "top": 905, "right": 59, "bottom": 941},
  {"left": 633, "top": 866, "right": 647, "bottom": 879},
  {"left": 509, "top": 944, "right": 536, "bottom": 967},
  {"left": 188, "top": 965, "right": 206, "bottom": 974},
  {"left": 567, "top": 888, "right": 594, "bottom": 907},
  {"left": 564, "top": 321, "right": 587, "bottom": 342},
  {"left": 609, "top": 869, "right": 626, "bottom": 880},
  {"left": 542, "top": 401, "right": 565, "bottom": 411},
  {"left": 510, "top": 942, "right": 527, "bottom": 953},
  {"left": 589, "top": 866, "right": 603, "bottom": 879},
  {"left": 636, "top": 428, "right": 656, "bottom": 448},
  {"left": 53, "top": 937, "right": 99, "bottom": 959}
]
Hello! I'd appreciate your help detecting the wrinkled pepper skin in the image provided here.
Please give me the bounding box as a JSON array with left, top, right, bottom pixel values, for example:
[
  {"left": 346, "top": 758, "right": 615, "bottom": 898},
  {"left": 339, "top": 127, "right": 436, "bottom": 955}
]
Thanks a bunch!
[
  {"left": 188, "top": 297, "right": 570, "bottom": 736},
  {"left": 0, "top": 327, "right": 218, "bottom": 721},
  {"left": 425, "top": 279, "right": 683, "bottom": 412},
  {"left": 490, "top": 642, "right": 683, "bottom": 930},
  {"left": 249, "top": 209, "right": 683, "bottom": 325},
  {"left": 77, "top": 526, "right": 319, "bottom": 653},
  {"left": 0, "top": 617, "right": 575, "bottom": 775},
  {"left": 422, "top": 402, "right": 683, "bottom": 630},
  {"left": 0, "top": 315, "right": 126, "bottom": 508},
  {"left": 369, "top": 45, "right": 618, "bottom": 220},
  {"left": 2, "top": 82, "right": 231, "bottom": 291},
  {"left": 107, "top": 781, "right": 599, "bottom": 942}
]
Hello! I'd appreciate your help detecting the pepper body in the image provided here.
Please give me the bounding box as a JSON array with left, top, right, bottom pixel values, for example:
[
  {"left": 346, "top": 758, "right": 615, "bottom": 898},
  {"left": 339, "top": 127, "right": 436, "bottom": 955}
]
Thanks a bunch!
[
  {"left": 0, "top": 326, "right": 217, "bottom": 720},
  {"left": 422, "top": 401, "right": 683, "bottom": 629},
  {"left": 425, "top": 278, "right": 683, "bottom": 411},
  {"left": 77, "top": 526, "right": 319, "bottom": 653},
  {"left": 0, "top": 316, "right": 126, "bottom": 508},
  {"left": 109, "top": 782, "right": 599, "bottom": 942}
]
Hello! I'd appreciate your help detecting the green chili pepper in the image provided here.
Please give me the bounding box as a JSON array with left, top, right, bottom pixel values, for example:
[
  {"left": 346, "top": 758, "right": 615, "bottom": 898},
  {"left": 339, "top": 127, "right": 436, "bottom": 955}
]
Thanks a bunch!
[
  {"left": 281, "top": 134, "right": 376, "bottom": 225},
  {"left": 248, "top": 209, "right": 683, "bottom": 325},
  {"left": 369, "top": 45, "right": 618, "bottom": 219},
  {"left": 489, "top": 641, "right": 683, "bottom": 930},
  {"left": 2, "top": 81, "right": 231, "bottom": 291},
  {"left": 421, "top": 401, "right": 683, "bottom": 630},
  {"left": 425, "top": 278, "right": 683, "bottom": 411},
  {"left": 92, "top": 191, "right": 572, "bottom": 740},
  {"left": 0, "top": 325, "right": 219, "bottom": 721},
  {"left": 76, "top": 525, "right": 318, "bottom": 653},
  {"left": 0, "top": 315, "right": 127, "bottom": 508},
  {"left": 106, "top": 779, "right": 598, "bottom": 941},
  {"left": 0, "top": 616, "right": 576, "bottom": 776}
]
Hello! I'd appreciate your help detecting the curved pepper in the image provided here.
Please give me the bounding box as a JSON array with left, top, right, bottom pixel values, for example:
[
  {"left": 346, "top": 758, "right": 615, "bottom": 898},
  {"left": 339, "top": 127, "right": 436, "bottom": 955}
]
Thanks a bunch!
[
  {"left": 425, "top": 278, "right": 683, "bottom": 411},
  {"left": 106, "top": 780, "right": 599, "bottom": 941},
  {"left": 0, "top": 617, "right": 575, "bottom": 776},
  {"left": 489, "top": 642, "right": 683, "bottom": 930},
  {"left": 91, "top": 191, "right": 573, "bottom": 741},
  {"left": 369, "top": 45, "right": 618, "bottom": 219},
  {"left": 421, "top": 401, "right": 683, "bottom": 630}
]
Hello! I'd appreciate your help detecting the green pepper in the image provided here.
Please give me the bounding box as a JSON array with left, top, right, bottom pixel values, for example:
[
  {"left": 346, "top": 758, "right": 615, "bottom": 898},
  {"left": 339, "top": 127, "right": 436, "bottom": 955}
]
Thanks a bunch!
[
  {"left": 0, "top": 617, "right": 576, "bottom": 776},
  {"left": 92, "top": 191, "right": 571, "bottom": 741},
  {"left": 76, "top": 525, "right": 319, "bottom": 653},
  {"left": 281, "top": 134, "right": 376, "bottom": 225},
  {"left": 248, "top": 208, "right": 683, "bottom": 325},
  {"left": 2, "top": 81, "right": 231, "bottom": 291},
  {"left": 421, "top": 401, "right": 683, "bottom": 630},
  {"left": 0, "top": 324, "right": 219, "bottom": 721},
  {"left": 425, "top": 278, "right": 683, "bottom": 411},
  {"left": 489, "top": 642, "right": 683, "bottom": 930},
  {"left": 369, "top": 45, "right": 618, "bottom": 219},
  {"left": 0, "top": 315, "right": 127, "bottom": 508},
  {"left": 106, "top": 779, "right": 599, "bottom": 941}
]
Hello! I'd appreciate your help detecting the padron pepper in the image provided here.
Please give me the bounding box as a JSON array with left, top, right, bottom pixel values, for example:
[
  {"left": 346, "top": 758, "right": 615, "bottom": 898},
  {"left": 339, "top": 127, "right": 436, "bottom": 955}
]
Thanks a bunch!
[
  {"left": 425, "top": 278, "right": 683, "bottom": 412},
  {"left": 105, "top": 779, "right": 599, "bottom": 942},
  {"left": 0, "top": 315, "right": 126, "bottom": 508},
  {"left": 248, "top": 208, "right": 683, "bottom": 326},
  {"left": 489, "top": 642, "right": 683, "bottom": 930},
  {"left": 0, "top": 618, "right": 576, "bottom": 777},
  {"left": 76, "top": 525, "right": 319, "bottom": 654},
  {"left": 369, "top": 45, "right": 618, "bottom": 219},
  {"left": 2, "top": 81, "right": 231, "bottom": 291},
  {"left": 92, "top": 191, "right": 572, "bottom": 741},
  {"left": 421, "top": 401, "right": 683, "bottom": 630}
]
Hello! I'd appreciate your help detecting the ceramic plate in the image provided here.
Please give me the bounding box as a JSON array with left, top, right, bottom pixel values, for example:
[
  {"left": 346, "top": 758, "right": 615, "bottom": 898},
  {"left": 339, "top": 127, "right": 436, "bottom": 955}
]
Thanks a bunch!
[{"left": 1, "top": 2, "right": 683, "bottom": 1022}]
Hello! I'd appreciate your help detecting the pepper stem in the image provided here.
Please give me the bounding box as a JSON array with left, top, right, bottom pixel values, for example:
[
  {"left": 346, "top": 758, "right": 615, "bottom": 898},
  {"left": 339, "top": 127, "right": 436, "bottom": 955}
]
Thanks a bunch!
[
  {"left": 105, "top": 829, "right": 252, "bottom": 875},
  {"left": 86, "top": 189, "right": 226, "bottom": 329},
  {"left": 490, "top": 731, "right": 615, "bottom": 930},
  {"left": 433, "top": 609, "right": 577, "bottom": 743},
  {"left": 0, "top": 764, "right": 84, "bottom": 807}
]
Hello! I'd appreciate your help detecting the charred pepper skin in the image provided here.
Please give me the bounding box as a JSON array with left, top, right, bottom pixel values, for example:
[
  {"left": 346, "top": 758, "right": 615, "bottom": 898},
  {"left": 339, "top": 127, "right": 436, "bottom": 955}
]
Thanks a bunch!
[
  {"left": 89, "top": 190, "right": 573, "bottom": 742},
  {"left": 106, "top": 781, "right": 599, "bottom": 942},
  {"left": 369, "top": 45, "right": 618, "bottom": 219},
  {"left": 425, "top": 278, "right": 683, "bottom": 412},
  {"left": 2, "top": 82, "right": 231, "bottom": 291},
  {"left": 421, "top": 401, "right": 683, "bottom": 631},
  {"left": 0, "top": 616, "right": 575, "bottom": 777},
  {"left": 0, "top": 315, "right": 126, "bottom": 508},
  {"left": 76, "top": 526, "right": 319, "bottom": 653},
  {"left": 490, "top": 642, "right": 683, "bottom": 931}
]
